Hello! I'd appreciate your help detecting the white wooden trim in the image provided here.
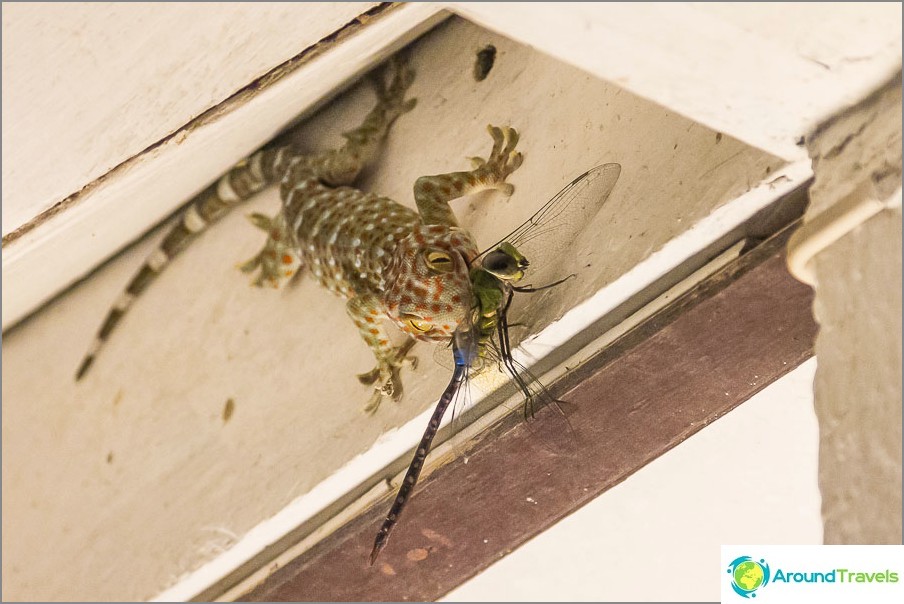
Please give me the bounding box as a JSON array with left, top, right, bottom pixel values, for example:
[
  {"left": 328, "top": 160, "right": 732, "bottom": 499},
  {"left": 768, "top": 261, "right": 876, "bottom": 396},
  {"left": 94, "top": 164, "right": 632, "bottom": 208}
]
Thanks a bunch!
[{"left": 1, "top": 3, "right": 449, "bottom": 331}]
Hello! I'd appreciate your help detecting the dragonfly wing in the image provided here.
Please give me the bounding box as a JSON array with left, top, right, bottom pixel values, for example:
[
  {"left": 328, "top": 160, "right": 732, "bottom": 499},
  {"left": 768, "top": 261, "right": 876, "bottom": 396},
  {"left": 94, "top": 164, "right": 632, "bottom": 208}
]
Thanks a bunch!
[
  {"left": 477, "top": 163, "right": 621, "bottom": 288},
  {"left": 435, "top": 331, "right": 578, "bottom": 456}
]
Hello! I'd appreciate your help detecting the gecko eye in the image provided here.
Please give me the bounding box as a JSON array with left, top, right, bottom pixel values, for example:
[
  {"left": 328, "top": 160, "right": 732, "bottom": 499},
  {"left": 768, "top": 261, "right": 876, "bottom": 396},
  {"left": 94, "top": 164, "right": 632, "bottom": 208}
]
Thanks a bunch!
[
  {"left": 425, "top": 250, "right": 454, "bottom": 273},
  {"left": 405, "top": 317, "right": 433, "bottom": 333}
]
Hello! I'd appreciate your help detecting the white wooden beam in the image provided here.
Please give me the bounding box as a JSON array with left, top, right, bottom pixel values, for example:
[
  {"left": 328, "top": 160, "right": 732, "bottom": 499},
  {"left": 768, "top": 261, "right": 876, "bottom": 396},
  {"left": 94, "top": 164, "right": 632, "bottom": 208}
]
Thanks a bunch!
[
  {"left": 2, "top": 3, "right": 448, "bottom": 330},
  {"left": 447, "top": 2, "right": 902, "bottom": 161}
]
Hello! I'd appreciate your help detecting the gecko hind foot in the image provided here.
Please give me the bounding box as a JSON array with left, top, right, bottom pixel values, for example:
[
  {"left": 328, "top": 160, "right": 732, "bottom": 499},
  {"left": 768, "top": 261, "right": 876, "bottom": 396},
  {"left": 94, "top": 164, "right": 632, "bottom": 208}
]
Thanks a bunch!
[
  {"left": 238, "top": 212, "right": 302, "bottom": 288},
  {"left": 372, "top": 55, "right": 417, "bottom": 121},
  {"left": 358, "top": 340, "right": 418, "bottom": 414},
  {"left": 342, "top": 56, "right": 417, "bottom": 151}
]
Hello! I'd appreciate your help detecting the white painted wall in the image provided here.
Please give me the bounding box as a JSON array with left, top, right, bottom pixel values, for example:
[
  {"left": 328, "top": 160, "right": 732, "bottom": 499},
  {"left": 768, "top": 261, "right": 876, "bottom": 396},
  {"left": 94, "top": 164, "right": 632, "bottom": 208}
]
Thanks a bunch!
[{"left": 803, "top": 80, "right": 903, "bottom": 543}]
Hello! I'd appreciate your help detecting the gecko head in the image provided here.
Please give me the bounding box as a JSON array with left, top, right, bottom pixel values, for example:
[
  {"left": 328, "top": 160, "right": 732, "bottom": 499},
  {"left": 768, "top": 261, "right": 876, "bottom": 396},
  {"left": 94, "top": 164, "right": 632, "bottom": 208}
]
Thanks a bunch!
[{"left": 384, "top": 225, "right": 479, "bottom": 342}]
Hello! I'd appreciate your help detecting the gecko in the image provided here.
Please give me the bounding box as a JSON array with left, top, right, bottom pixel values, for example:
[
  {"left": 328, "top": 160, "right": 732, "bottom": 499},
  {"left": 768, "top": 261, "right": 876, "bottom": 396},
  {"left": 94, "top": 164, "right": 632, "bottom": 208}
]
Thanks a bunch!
[{"left": 76, "top": 57, "right": 524, "bottom": 413}]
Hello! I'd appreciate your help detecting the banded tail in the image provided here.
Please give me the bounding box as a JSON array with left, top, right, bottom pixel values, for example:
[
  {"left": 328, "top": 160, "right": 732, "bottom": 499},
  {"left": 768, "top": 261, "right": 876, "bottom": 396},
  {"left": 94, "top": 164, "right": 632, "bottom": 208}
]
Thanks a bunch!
[{"left": 75, "top": 145, "right": 292, "bottom": 381}]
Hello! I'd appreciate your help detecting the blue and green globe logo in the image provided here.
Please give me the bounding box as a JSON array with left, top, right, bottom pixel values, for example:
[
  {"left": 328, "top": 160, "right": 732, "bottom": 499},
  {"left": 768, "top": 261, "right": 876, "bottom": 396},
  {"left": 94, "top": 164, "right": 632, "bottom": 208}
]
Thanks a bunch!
[{"left": 727, "top": 556, "right": 771, "bottom": 598}]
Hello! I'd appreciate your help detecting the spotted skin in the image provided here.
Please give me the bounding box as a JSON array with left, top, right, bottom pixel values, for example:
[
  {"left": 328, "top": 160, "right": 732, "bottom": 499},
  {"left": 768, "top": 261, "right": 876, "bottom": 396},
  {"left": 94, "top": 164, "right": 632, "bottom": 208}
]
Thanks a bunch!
[{"left": 76, "top": 57, "right": 524, "bottom": 413}]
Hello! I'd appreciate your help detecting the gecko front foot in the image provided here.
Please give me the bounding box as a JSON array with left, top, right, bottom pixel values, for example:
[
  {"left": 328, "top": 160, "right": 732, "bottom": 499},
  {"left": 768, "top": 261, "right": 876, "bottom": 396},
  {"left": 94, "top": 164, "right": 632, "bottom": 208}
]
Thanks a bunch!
[
  {"left": 238, "top": 212, "right": 302, "bottom": 288},
  {"left": 358, "top": 339, "right": 418, "bottom": 414},
  {"left": 471, "top": 125, "right": 524, "bottom": 196}
]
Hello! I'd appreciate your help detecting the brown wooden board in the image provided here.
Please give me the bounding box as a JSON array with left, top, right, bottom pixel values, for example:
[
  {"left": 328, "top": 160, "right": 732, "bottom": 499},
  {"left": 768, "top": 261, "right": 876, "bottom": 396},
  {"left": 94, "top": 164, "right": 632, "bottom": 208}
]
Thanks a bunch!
[{"left": 242, "top": 226, "right": 816, "bottom": 601}]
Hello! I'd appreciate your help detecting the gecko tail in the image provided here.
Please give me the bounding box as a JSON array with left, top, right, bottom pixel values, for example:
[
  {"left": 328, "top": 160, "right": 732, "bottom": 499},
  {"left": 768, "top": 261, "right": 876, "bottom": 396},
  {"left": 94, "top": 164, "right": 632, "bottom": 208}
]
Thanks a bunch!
[{"left": 75, "top": 145, "right": 292, "bottom": 381}]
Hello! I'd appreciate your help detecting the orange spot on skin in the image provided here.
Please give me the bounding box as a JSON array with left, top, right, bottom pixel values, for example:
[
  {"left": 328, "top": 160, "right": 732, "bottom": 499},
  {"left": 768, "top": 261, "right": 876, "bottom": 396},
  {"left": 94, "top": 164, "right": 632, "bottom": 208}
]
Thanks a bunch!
[
  {"left": 423, "top": 316, "right": 433, "bottom": 322},
  {"left": 370, "top": 309, "right": 379, "bottom": 315},
  {"left": 284, "top": 270, "right": 294, "bottom": 277},
  {"left": 406, "top": 548, "right": 429, "bottom": 562},
  {"left": 369, "top": 329, "right": 380, "bottom": 336},
  {"left": 378, "top": 339, "right": 389, "bottom": 346},
  {"left": 415, "top": 233, "right": 426, "bottom": 245},
  {"left": 442, "top": 324, "right": 451, "bottom": 331},
  {"left": 365, "top": 317, "right": 375, "bottom": 323},
  {"left": 451, "top": 295, "right": 462, "bottom": 304},
  {"left": 450, "top": 236, "right": 462, "bottom": 248},
  {"left": 431, "top": 304, "right": 441, "bottom": 314},
  {"left": 282, "top": 254, "right": 294, "bottom": 265}
]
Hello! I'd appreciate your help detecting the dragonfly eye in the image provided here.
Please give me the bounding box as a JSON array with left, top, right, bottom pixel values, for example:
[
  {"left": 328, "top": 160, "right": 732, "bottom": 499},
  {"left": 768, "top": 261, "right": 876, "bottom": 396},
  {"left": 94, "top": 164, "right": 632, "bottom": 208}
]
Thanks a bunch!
[
  {"left": 483, "top": 250, "right": 513, "bottom": 272},
  {"left": 482, "top": 248, "right": 526, "bottom": 280},
  {"left": 425, "top": 250, "right": 454, "bottom": 273}
]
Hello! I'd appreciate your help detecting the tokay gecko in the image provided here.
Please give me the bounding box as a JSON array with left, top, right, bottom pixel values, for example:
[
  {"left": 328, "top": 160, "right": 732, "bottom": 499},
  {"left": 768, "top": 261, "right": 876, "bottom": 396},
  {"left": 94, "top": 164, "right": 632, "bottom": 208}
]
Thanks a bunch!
[{"left": 76, "top": 57, "right": 524, "bottom": 414}]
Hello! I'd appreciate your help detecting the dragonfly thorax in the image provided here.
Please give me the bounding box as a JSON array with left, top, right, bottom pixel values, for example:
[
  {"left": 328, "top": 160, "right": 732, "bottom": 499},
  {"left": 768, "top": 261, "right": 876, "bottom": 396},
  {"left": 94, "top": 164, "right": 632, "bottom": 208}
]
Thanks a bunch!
[{"left": 468, "top": 242, "right": 529, "bottom": 357}]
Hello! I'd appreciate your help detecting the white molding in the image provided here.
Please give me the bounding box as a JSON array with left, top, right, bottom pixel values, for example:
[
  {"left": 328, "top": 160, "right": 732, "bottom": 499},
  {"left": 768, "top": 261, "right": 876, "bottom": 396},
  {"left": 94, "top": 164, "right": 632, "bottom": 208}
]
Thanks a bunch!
[
  {"left": 1, "top": 3, "right": 449, "bottom": 331},
  {"left": 7, "top": 2, "right": 901, "bottom": 331}
]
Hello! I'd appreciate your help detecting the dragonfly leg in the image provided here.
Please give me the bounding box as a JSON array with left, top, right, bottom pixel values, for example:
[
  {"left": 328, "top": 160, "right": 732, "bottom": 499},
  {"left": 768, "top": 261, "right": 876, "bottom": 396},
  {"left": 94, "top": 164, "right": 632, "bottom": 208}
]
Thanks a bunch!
[{"left": 413, "top": 125, "right": 523, "bottom": 227}]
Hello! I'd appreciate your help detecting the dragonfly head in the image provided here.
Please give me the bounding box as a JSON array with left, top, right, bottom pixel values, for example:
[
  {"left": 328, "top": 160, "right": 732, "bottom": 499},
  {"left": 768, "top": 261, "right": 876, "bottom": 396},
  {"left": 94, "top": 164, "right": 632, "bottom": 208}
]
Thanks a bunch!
[
  {"left": 479, "top": 242, "right": 529, "bottom": 282},
  {"left": 384, "top": 225, "right": 479, "bottom": 342}
]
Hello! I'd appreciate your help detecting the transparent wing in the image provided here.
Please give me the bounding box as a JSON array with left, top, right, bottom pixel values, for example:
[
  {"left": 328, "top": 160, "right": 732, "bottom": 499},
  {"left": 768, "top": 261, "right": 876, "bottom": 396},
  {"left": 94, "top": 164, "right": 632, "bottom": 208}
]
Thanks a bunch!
[
  {"left": 433, "top": 333, "right": 576, "bottom": 456},
  {"left": 476, "top": 163, "right": 621, "bottom": 284},
  {"left": 433, "top": 343, "right": 499, "bottom": 384}
]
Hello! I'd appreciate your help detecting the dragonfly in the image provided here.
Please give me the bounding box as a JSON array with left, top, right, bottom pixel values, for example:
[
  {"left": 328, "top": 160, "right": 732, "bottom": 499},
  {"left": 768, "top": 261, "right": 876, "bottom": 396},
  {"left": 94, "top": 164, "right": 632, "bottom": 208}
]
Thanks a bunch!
[{"left": 369, "top": 162, "right": 622, "bottom": 564}]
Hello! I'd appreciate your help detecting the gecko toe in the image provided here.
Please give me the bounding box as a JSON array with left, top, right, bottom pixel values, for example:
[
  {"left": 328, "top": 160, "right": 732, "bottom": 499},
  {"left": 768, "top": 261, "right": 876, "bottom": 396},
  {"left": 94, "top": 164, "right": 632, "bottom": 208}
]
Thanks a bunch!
[
  {"left": 363, "top": 390, "right": 383, "bottom": 414},
  {"left": 357, "top": 367, "right": 381, "bottom": 386}
]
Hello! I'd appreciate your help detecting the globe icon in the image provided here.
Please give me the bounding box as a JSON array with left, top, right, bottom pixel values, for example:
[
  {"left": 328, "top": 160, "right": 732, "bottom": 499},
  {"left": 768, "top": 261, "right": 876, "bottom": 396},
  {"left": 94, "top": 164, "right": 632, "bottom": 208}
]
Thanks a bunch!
[{"left": 734, "top": 560, "right": 765, "bottom": 592}]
